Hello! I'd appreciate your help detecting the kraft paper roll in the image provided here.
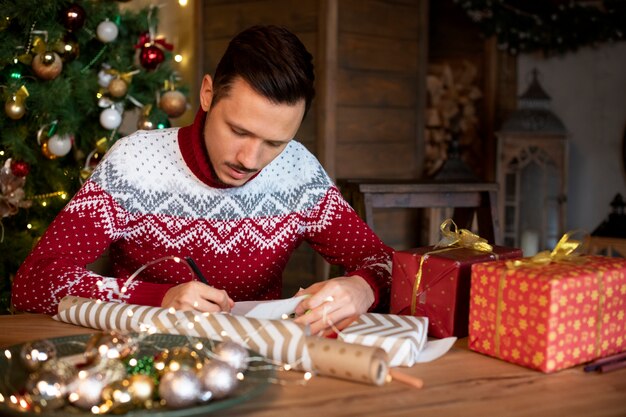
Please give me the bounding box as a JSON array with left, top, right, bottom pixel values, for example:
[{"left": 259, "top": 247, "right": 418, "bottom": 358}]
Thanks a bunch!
[
  {"left": 305, "top": 337, "right": 389, "bottom": 386},
  {"left": 54, "top": 296, "right": 389, "bottom": 386}
]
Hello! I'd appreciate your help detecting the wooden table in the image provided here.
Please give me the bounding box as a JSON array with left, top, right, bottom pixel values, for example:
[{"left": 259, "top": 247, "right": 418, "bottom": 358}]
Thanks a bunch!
[{"left": 1, "top": 314, "right": 625, "bottom": 417}]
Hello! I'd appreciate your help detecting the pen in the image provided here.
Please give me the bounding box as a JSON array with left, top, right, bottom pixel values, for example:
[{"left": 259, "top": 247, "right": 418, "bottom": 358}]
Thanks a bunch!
[
  {"left": 185, "top": 257, "right": 210, "bottom": 285},
  {"left": 600, "top": 359, "right": 626, "bottom": 373},
  {"left": 583, "top": 350, "right": 626, "bottom": 372}
]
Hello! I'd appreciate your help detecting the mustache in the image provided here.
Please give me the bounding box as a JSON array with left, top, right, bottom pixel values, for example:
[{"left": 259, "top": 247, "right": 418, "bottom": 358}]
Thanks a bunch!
[{"left": 225, "top": 162, "right": 258, "bottom": 174}]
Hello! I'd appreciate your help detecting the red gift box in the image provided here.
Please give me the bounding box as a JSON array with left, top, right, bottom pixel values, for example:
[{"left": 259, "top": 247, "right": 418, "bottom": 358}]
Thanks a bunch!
[
  {"left": 391, "top": 246, "right": 522, "bottom": 338},
  {"left": 469, "top": 255, "right": 626, "bottom": 372}
]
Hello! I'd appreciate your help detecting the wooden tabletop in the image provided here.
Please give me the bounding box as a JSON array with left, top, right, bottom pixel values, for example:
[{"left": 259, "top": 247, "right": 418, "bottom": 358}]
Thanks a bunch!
[{"left": 1, "top": 314, "right": 625, "bottom": 417}]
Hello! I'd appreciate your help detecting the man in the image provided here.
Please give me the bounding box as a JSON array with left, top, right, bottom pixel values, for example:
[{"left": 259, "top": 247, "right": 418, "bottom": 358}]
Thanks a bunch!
[{"left": 12, "top": 25, "right": 392, "bottom": 335}]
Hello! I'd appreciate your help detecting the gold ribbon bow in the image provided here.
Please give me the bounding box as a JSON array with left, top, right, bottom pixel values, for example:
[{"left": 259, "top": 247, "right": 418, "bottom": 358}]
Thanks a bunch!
[
  {"left": 105, "top": 68, "right": 139, "bottom": 84},
  {"left": 435, "top": 218, "right": 494, "bottom": 252},
  {"left": 506, "top": 231, "right": 585, "bottom": 268},
  {"left": 411, "top": 218, "right": 494, "bottom": 315},
  {"left": 17, "top": 36, "right": 48, "bottom": 65}
]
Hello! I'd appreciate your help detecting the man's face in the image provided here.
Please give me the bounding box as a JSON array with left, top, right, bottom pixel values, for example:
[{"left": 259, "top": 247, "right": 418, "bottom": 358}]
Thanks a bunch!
[{"left": 201, "top": 76, "right": 306, "bottom": 187}]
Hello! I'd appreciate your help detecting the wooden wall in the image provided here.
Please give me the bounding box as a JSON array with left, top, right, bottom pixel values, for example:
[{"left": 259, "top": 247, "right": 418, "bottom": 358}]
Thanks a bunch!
[{"left": 199, "top": 0, "right": 516, "bottom": 294}]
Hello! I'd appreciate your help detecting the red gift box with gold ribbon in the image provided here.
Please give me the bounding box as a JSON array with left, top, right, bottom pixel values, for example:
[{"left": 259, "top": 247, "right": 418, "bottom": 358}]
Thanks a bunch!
[
  {"left": 390, "top": 219, "right": 522, "bottom": 338},
  {"left": 469, "top": 240, "right": 626, "bottom": 372}
]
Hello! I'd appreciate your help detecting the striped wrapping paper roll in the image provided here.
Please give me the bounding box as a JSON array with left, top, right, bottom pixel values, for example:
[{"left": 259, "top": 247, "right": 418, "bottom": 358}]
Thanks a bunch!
[
  {"left": 338, "top": 313, "right": 428, "bottom": 367},
  {"left": 54, "top": 296, "right": 389, "bottom": 386}
]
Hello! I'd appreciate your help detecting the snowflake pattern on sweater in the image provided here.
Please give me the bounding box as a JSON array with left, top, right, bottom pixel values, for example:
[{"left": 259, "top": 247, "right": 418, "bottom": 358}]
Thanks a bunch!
[{"left": 12, "top": 119, "right": 393, "bottom": 315}]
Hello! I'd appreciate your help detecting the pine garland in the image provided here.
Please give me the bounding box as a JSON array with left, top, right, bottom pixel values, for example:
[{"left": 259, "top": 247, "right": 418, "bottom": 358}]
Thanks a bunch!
[{"left": 453, "top": 0, "right": 626, "bottom": 55}]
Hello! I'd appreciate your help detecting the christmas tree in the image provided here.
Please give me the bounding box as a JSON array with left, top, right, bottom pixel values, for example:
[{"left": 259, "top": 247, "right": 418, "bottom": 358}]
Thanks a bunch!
[{"left": 0, "top": 0, "right": 188, "bottom": 313}]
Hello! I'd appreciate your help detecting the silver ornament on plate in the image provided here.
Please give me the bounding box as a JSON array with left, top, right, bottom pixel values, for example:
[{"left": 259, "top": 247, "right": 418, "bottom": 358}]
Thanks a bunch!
[
  {"left": 25, "top": 370, "right": 66, "bottom": 411},
  {"left": 20, "top": 339, "right": 57, "bottom": 372},
  {"left": 84, "top": 331, "right": 137, "bottom": 363},
  {"left": 158, "top": 369, "right": 201, "bottom": 409},
  {"left": 67, "top": 359, "right": 127, "bottom": 410},
  {"left": 213, "top": 340, "right": 249, "bottom": 372},
  {"left": 154, "top": 346, "right": 202, "bottom": 375},
  {"left": 197, "top": 359, "right": 239, "bottom": 400}
]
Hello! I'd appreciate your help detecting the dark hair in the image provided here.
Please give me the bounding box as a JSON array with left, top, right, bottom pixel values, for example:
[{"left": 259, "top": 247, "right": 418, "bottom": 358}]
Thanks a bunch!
[{"left": 212, "top": 25, "right": 315, "bottom": 115}]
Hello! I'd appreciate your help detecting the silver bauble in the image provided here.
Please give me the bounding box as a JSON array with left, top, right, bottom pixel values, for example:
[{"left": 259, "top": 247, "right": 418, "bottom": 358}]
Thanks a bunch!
[
  {"left": 198, "top": 360, "right": 239, "bottom": 400},
  {"left": 20, "top": 339, "right": 57, "bottom": 372},
  {"left": 213, "top": 340, "right": 249, "bottom": 372},
  {"left": 25, "top": 370, "right": 66, "bottom": 411},
  {"left": 85, "top": 331, "right": 137, "bottom": 363},
  {"left": 68, "top": 359, "right": 127, "bottom": 410},
  {"left": 158, "top": 369, "right": 201, "bottom": 409}
]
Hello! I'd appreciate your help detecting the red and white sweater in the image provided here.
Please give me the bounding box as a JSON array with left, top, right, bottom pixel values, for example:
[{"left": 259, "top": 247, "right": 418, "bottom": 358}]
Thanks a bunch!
[{"left": 12, "top": 110, "right": 393, "bottom": 315}]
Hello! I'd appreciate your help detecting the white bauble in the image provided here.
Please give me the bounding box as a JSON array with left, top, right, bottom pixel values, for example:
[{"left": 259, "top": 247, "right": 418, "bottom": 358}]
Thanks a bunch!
[
  {"left": 98, "top": 69, "right": 114, "bottom": 88},
  {"left": 100, "top": 108, "right": 122, "bottom": 130},
  {"left": 97, "top": 20, "right": 119, "bottom": 43},
  {"left": 47, "top": 134, "right": 73, "bottom": 157}
]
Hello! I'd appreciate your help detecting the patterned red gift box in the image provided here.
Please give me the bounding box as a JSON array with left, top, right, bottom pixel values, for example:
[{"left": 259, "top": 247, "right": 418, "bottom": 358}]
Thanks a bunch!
[
  {"left": 391, "top": 246, "right": 522, "bottom": 338},
  {"left": 469, "top": 255, "right": 626, "bottom": 372}
]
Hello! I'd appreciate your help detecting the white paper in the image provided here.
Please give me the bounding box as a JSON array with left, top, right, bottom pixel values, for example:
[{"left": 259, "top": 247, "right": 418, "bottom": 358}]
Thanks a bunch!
[
  {"left": 415, "top": 337, "right": 457, "bottom": 363},
  {"left": 231, "top": 295, "right": 308, "bottom": 319}
]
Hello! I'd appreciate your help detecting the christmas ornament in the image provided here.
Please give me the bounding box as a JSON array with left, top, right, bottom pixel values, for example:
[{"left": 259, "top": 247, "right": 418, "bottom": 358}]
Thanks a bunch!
[
  {"left": 128, "top": 374, "right": 155, "bottom": 405},
  {"left": 101, "top": 379, "right": 134, "bottom": 413},
  {"left": 136, "top": 32, "right": 173, "bottom": 71},
  {"left": 97, "top": 19, "right": 119, "bottom": 43},
  {"left": 85, "top": 331, "right": 137, "bottom": 363},
  {"left": 46, "top": 134, "right": 73, "bottom": 158},
  {"left": 61, "top": 3, "right": 86, "bottom": 32},
  {"left": 213, "top": 340, "right": 249, "bottom": 372},
  {"left": 25, "top": 371, "right": 66, "bottom": 411},
  {"left": 139, "top": 45, "right": 165, "bottom": 70},
  {"left": 53, "top": 33, "right": 80, "bottom": 62},
  {"left": 67, "top": 360, "right": 127, "bottom": 410},
  {"left": 98, "top": 65, "right": 114, "bottom": 88},
  {"left": 4, "top": 85, "right": 29, "bottom": 120},
  {"left": 20, "top": 339, "right": 57, "bottom": 372},
  {"left": 160, "top": 90, "right": 187, "bottom": 118},
  {"left": 31, "top": 51, "right": 63, "bottom": 80},
  {"left": 100, "top": 107, "right": 122, "bottom": 130},
  {"left": 154, "top": 346, "right": 201, "bottom": 375},
  {"left": 197, "top": 359, "right": 239, "bottom": 400},
  {"left": 1, "top": 159, "right": 32, "bottom": 217},
  {"left": 10, "top": 160, "right": 30, "bottom": 177},
  {"left": 137, "top": 115, "right": 155, "bottom": 130},
  {"left": 108, "top": 78, "right": 128, "bottom": 98},
  {"left": 158, "top": 369, "right": 201, "bottom": 409}
]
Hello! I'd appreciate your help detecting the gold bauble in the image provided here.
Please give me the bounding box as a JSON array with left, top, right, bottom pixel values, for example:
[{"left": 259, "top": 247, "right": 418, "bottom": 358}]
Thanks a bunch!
[
  {"left": 108, "top": 78, "right": 128, "bottom": 98},
  {"left": 5, "top": 96, "right": 25, "bottom": 120},
  {"left": 137, "top": 116, "right": 155, "bottom": 130},
  {"left": 32, "top": 51, "right": 63, "bottom": 80},
  {"left": 41, "top": 140, "right": 58, "bottom": 160},
  {"left": 159, "top": 90, "right": 187, "bottom": 118}
]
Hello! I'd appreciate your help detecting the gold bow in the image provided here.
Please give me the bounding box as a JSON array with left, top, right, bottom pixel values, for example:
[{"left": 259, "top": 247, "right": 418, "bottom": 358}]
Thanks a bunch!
[
  {"left": 105, "top": 68, "right": 139, "bottom": 84},
  {"left": 506, "top": 231, "right": 585, "bottom": 268},
  {"left": 435, "top": 218, "right": 494, "bottom": 252},
  {"left": 17, "top": 36, "right": 48, "bottom": 65},
  {"left": 411, "top": 218, "right": 494, "bottom": 315}
]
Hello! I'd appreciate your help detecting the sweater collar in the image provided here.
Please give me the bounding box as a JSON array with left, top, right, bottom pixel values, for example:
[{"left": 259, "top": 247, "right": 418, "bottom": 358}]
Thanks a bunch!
[{"left": 178, "top": 108, "right": 232, "bottom": 189}]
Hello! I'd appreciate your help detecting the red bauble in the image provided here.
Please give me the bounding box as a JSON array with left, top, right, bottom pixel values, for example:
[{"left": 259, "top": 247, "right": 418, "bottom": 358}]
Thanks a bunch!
[
  {"left": 10, "top": 160, "right": 30, "bottom": 177},
  {"left": 139, "top": 45, "right": 165, "bottom": 70},
  {"left": 61, "top": 4, "right": 86, "bottom": 32}
]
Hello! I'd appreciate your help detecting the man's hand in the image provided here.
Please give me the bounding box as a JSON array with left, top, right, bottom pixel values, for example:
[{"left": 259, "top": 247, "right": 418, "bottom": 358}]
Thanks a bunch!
[
  {"left": 293, "top": 275, "right": 374, "bottom": 336},
  {"left": 161, "top": 281, "right": 234, "bottom": 313}
]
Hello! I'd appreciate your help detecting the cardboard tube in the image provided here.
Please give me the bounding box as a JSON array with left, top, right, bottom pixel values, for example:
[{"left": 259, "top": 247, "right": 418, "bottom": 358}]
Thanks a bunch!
[{"left": 305, "top": 337, "right": 389, "bottom": 386}]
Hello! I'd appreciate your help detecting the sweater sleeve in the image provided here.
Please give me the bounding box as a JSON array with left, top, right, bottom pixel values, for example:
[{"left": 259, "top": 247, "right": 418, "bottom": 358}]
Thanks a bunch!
[
  {"left": 304, "top": 186, "right": 393, "bottom": 312},
  {"left": 11, "top": 180, "right": 175, "bottom": 315}
]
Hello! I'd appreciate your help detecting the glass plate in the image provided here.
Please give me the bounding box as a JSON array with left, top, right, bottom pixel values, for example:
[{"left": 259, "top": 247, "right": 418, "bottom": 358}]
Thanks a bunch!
[{"left": 0, "top": 333, "right": 273, "bottom": 417}]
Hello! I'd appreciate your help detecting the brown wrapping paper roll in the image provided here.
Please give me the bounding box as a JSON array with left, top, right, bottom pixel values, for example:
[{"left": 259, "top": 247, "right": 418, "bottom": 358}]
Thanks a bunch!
[
  {"left": 306, "top": 337, "right": 389, "bottom": 386},
  {"left": 54, "top": 296, "right": 389, "bottom": 386}
]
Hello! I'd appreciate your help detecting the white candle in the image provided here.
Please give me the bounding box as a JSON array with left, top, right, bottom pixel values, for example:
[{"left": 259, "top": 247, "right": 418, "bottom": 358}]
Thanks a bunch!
[{"left": 521, "top": 229, "right": 539, "bottom": 257}]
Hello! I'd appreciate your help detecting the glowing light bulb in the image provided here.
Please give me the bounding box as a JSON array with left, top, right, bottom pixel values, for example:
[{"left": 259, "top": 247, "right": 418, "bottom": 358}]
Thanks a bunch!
[
  {"left": 175, "top": 54, "right": 183, "bottom": 62},
  {"left": 179, "top": 0, "right": 188, "bottom": 6}
]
